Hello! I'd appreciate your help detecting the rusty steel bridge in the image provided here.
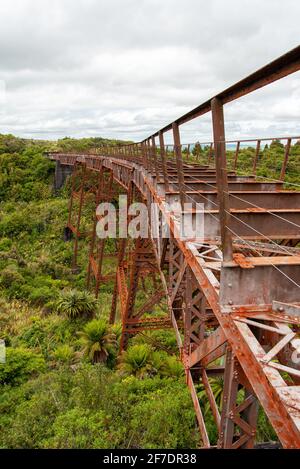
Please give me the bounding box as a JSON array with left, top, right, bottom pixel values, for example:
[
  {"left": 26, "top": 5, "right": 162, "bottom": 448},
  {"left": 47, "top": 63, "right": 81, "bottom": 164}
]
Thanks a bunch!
[{"left": 47, "top": 46, "right": 300, "bottom": 449}]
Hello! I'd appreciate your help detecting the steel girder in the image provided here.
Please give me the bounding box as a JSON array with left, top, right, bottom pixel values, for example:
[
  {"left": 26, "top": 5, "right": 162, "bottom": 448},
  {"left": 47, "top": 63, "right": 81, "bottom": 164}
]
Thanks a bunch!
[
  {"left": 45, "top": 41, "right": 300, "bottom": 450},
  {"left": 48, "top": 150, "right": 300, "bottom": 448}
]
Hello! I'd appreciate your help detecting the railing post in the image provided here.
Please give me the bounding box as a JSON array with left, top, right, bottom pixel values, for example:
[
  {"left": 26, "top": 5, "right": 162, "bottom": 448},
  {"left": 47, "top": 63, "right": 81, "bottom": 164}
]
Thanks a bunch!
[
  {"left": 151, "top": 135, "right": 160, "bottom": 183},
  {"left": 159, "top": 131, "right": 170, "bottom": 192},
  {"left": 252, "top": 139, "right": 261, "bottom": 174},
  {"left": 72, "top": 163, "right": 87, "bottom": 271},
  {"left": 146, "top": 138, "right": 153, "bottom": 173},
  {"left": 186, "top": 143, "right": 190, "bottom": 160},
  {"left": 142, "top": 141, "right": 148, "bottom": 170},
  {"left": 134, "top": 144, "right": 138, "bottom": 161},
  {"left": 132, "top": 144, "right": 136, "bottom": 161},
  {"left": 195, "top": 142, "right": 200, "bottom": 161},
  {"left": 280, "top": 137, "right": 291, "bottom": 181},
  {"left": 135, "top": 143, "right": 139, "bottom": 162},
  {"left": 172, "top": 122, "right": 186, "bottom": 209},
  {"left": 208, "top": 142, "right": 213, "bottom": 165},
  {"left": 233, "top": 141, "right": 240, "bottom": 170},
  {"left": 211, "top": 97, "right": 233, "bottom": 262}
]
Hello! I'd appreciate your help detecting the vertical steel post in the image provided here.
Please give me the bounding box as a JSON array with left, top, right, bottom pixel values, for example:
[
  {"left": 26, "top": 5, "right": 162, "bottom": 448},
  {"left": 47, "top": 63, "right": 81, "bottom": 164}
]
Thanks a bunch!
[
  {"left": 159, "top": 131, "right": 170, "bottom": 192},
  {"left": 184, "top": 266, "right": 192, "bottom": 357},
  {"left": 186, "top": 143, "right": 191, "bottom": 160},
  {"left": 252, "top": 139, "right": 261, "bottom": 174},
  {"left": 146, "top": 138, "right": 153, "bottom": 173},
  {"left": 172, "top": 122, "right": 186, "bottom": 208},
  {"left": 233, "top": 141, "right": 240, "bottom": 170},
  {"left": 95, "top": 171, "right": 114, "bottom": 296},
  {"left": 151, "top": 135, "right": 160, "bottom": 183},
  {"left": 280, "top": 137, "right": 291, "bottom": 180},
  {"left": 72, "top": 164, "right": 87, "bottom": 272},
  {"left": 208, "top": 142, "right": 213, "bottom": 165},
  {"left": 142, "top": 141, "right": 148, "bottom": 170},
  {"left": 211, "top": 97, "right": 233, "bottom": 261},
  {"left": 110, "top": 181, "right": 134, "bottom": 324},
  {"left": 218, "top": 348, "right": 239, "bottom": 448},
  {"left": 67, "top": 163, "right": 77, "bottom": 228},
  {"left": 87, "top": 164, "right": 104, "bottom": 288}
]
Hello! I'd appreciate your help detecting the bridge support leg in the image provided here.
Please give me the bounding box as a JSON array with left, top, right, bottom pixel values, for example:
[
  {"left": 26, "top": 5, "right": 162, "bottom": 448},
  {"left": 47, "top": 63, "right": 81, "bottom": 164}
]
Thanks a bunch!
[
  {"left": 54, "top": 160, "right": 73, "bottom": 190},
  {"left": 87, "top": 167, "right": 116, "bottom": 296},
  {"left": 218, "top": 348, "right": 258, "bottom": 449},
  {"left": 66, "top": 162, "right": 98, "bottom": 273},
  {"left": 211, "top": 97, "right": 233, "bottom": 261},
  {"left": 110, "top": 181, "right": 134, "bottom": 324},
  {"left": 118, "top": 236, "right": 167, "bottom": 351}
]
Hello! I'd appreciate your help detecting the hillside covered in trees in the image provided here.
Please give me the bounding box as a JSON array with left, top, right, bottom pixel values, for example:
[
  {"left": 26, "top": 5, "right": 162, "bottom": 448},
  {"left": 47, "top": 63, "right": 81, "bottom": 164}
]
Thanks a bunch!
[
  {"left": 1, "top": 133, "right": 298, "bottom": 448},
  {"left": 0, "top": 134, "right": 198, "bottom": 449}
]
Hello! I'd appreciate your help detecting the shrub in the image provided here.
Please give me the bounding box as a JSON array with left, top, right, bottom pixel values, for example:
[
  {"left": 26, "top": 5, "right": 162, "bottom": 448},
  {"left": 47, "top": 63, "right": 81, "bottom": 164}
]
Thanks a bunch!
[
  {"left": 0, "top": 297, "right": 10, "bottom": 314},
  {"left": 118, "top": 344, "right": 154, "bottom": 378},
  {"left": 0, "top": 265, "right": 24, "bottom": 289},
  {"left": 0, "top": 386, "right": 58, "bottom": 448},
  {"left": 78, "top": 319, "right": 116, "bottom": 364},
  {"left": 158, "top": 354, "right": 184, "bottom": 379},
  {"left": 18, "top": 315, "right": 78, "bottom": 358},
  {"left": 28, "top": 286, "right": 56, "bottom": 306},
  {"left": 0, "top": 347, "right": 46, "bottom": 386},
  {"left": 0, "top": 237, "right": 13, "bottom": 251},
  {"left": 44, "top": 409, "right": 109, "bottom": 448},
  {"left": 132, "top": 329, "right": 178, "bottom": 353},
  {"left": 56, "top": 289, "right": 97, "bottom": 319},
  {"left": 129, "top": 380, "right": 198, "bottom": 448},
  {"left": 53, "top": 345, "right": 75, "bottom": 365}
]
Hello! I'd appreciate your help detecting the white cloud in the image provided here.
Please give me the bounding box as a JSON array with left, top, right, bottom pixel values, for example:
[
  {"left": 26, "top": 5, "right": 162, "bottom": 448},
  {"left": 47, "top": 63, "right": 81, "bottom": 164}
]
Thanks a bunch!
[{"left": 0, "top": 0, "right": 299, "bottom": 142}]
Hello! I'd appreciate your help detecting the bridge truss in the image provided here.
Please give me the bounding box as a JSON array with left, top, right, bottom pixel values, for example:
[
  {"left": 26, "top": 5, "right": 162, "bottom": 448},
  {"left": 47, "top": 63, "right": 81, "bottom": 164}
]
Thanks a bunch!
[{"left": 48, "top": 46, "right": 300, "bottom": 448}]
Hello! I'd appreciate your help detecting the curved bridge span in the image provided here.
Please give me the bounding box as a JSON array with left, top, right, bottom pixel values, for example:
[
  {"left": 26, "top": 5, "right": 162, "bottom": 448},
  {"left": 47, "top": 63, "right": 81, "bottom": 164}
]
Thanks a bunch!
[{"left": 47, "top": 46, "right": 300, "bottom": 448}]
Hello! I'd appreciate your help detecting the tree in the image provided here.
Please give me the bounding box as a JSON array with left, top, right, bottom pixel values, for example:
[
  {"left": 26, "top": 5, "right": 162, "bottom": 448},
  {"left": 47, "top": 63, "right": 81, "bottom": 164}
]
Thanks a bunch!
[
  {"left": 0, "top": 347, "right": 46, "bottom": 386},
  {"left": 159, "top": 355, "right": 184, "bottom": 379},
  {"left": 118, "top": 344, "right": 154, "bottom": 378},
  {"left": 192, "top": 141, "right": 202, "bottom": 157},
  {"left": 56, "top": 289, "right": 97, "bottom": 319},
  {"left": 78, "top": 320, "right": 116, "bottom": 364}
]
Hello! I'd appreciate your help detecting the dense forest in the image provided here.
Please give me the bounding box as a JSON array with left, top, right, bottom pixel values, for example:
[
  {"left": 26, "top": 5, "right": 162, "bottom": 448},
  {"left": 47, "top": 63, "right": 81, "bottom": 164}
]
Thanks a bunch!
[{"left": 0, "top": 134, "right": 299, "bottom": 448}]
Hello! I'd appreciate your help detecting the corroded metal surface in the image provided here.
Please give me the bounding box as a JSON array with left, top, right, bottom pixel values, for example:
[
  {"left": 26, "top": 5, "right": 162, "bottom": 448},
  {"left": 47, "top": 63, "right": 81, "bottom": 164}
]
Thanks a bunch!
[{"left": 46, "top": 46, "right": 300, "bottom": 448}]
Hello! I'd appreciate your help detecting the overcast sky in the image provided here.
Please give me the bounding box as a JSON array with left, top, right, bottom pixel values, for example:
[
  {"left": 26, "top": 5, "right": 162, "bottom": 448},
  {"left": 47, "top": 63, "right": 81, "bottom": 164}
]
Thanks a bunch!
[{"left": 0, "top": 0, "right": 299, "bottom": 143}]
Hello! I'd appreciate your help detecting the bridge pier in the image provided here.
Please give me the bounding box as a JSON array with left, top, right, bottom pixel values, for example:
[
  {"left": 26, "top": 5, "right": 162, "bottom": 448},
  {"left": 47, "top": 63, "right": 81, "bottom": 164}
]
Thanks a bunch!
[
  {"left": 45, "top": 45, "right": 300, "bottom": 448},
  {"left": 54, "top": 161, "right": 73, "bottom": 190}
]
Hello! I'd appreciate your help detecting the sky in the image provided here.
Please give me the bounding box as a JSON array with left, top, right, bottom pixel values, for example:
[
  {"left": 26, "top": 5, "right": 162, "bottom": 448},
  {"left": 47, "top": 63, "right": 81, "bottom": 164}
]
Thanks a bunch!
[{"left": 0, "top": 0, "right": 299, "bottom": 143}]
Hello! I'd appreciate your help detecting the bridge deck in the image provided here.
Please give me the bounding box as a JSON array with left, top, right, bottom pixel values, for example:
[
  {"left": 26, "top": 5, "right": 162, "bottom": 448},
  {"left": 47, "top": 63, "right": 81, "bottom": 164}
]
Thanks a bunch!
[{"left": 45, "top": 45, "right": 300, "bottom": 449}]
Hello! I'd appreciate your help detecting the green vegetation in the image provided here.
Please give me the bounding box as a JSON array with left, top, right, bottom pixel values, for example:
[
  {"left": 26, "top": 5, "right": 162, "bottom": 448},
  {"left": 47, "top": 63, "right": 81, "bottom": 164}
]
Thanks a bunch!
[
  {"left": 78, "top": 319, "right": 117, "bottom": 364},
  {"left": 0, "top": 133, "right": 289, "bottom": 448},
  {"left": 0, "top": 133, "right": 197, "bottom": 449},
  {"left": 56, "top": 289, "right": 98, "bottom": 319},
  {"left": 186, "top": 139, "right": 300, "bottom": 187}
]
